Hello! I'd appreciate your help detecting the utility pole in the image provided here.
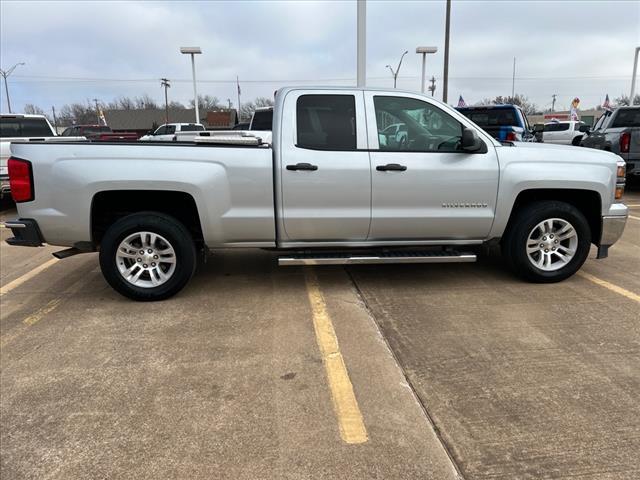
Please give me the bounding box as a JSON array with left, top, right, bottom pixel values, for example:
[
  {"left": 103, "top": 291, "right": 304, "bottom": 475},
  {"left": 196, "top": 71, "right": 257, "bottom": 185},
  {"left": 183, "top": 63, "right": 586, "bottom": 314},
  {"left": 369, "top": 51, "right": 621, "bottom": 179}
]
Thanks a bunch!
[
  {"left": 51, "top": 106, "right": 58, "bottom": 131},
  {"left": 227, "top": 98, "right": 232, "bottom": 110},
  {"left": 93, "top": 98, "right": 100, "bottom": 124},
  {"left": 160, "top": 78, "right": 171, "bottom": 124},
  {"left": 357, "top": 0, "right": 366, "bottom": 87},
  {"left": 442, "top": 0, "right": 451, "bottom": 103},
  {"left": 428, "top": 76, "right": 436, "bottom": 97},
  {"left": 386, "top": 50, "right": 408, "bottom": 88},
  {"left": 551, "top": 94, "right": 557, "bottom": 112},
  {"left": 236, "top": 76, "right": 241, "bottom": 120},
  {"left": 631, "top": 46, "right": 640, "bottom": 103},
  {"left": 511, "top": 57, "right": 516, "bottom": 99},
  {"left": 0, "top": 62, "right": 25, "bottom": 113}
]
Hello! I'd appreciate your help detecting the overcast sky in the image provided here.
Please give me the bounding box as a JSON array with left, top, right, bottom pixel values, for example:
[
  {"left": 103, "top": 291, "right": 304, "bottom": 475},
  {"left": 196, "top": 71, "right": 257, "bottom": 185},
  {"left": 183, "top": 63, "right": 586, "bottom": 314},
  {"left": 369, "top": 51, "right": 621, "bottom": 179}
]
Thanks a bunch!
[{"left": 1, "top": 0, "right": 638, "bottom": 114}]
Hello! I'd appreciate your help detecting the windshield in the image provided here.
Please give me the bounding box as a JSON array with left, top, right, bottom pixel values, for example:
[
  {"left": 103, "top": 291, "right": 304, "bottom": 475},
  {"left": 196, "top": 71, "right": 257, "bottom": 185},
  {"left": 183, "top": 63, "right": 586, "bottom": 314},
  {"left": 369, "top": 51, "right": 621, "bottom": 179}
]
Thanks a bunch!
[
  {"left": 0, "top": 117, "right": 54, "bottom": 137},
  {"left": 251, "top": 110, "right": 273, "bottom": 130}
]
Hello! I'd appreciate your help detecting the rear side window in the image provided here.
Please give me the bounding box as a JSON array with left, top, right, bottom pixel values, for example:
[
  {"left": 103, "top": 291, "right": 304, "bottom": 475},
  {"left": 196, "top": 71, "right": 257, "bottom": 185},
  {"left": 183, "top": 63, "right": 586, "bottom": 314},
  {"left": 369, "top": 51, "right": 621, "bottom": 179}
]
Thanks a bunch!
[
  {"left": 166, "top": 125, "right": 176, "bottom": 134},
  {"left": 611, "top": 109, "right": 640, "bottom": 128},
  {"left": 181, "top": 124, "right": 204, "bottom": 132},
  {"left": 251, "top": 110, "right": 273, "bottom": 130},
  {"left": 0, "top": 117, "right": 52, "bottom": 137},
  {"left": 296, "top": 95, "right": 356, "bottom": 150},
  {"left": 544, "top": 123, "right": 570, "bottom": 132}
]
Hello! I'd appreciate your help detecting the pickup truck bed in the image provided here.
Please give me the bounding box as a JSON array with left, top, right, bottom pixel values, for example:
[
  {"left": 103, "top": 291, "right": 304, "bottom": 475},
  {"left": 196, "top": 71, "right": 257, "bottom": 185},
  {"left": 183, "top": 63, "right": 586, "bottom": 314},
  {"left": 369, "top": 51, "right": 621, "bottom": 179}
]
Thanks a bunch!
[{"left": 4, "top": 87, "right": 629, "bottom": 301}]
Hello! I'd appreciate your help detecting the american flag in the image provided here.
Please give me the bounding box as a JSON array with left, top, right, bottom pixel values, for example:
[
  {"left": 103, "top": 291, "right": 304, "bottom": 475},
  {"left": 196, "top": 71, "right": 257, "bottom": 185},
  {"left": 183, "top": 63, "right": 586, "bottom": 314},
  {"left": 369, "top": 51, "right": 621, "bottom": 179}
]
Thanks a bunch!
[
  {"left": 602, "top": 94, "right": 611, "bottom": 110},
  {"left": 457, "top": 95, "right": 466, "bottom": 108}
]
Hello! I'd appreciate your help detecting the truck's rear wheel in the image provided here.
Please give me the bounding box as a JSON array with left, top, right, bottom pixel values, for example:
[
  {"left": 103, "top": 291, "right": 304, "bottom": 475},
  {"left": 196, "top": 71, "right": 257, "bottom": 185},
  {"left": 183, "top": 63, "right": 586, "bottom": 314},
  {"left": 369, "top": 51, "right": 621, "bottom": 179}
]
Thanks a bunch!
[
  {"left": 503, "top": 201, "right": 591, "bottom": 283},
  {"left": 99, "top": 212, "right": 196, "bottom": 301}
]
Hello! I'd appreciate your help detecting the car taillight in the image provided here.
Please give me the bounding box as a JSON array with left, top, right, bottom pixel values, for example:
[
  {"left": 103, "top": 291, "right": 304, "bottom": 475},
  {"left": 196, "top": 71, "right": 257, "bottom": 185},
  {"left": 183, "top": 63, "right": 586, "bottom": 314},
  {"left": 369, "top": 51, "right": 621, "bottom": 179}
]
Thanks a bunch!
[
  {"left": 620, "top": 131, "right": 630, "bottom": 153},
  {"left": 505, "top": 131, "right": 517, "bottom": 142},
  {"left": 8, "top": 157, "right": 34, "bottom": 202}
]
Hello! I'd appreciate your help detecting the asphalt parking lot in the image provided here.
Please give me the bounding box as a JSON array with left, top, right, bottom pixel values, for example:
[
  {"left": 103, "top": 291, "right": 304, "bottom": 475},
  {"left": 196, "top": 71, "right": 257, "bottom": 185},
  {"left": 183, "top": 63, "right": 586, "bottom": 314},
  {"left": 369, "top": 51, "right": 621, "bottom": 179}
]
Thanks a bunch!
[{"left": 1, "top": 190, "right": 639, "bottom": 480}]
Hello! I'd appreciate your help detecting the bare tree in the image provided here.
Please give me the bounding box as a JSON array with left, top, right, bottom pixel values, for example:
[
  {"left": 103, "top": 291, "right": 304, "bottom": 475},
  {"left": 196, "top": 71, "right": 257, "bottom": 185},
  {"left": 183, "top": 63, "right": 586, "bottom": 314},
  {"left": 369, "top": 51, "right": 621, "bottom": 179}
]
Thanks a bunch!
[
  {"left": 614, "top": 94, "right": 640, "bottom": 106},
  {"left": 23, "top": 104, "right": 46, "bottom": 115},
  {"left": 239, "top": 96, "right": 274, "bottom": 121},
  {"left": 189, "top": 94, "right": 221, "bottom": 112},
  {"left": 134, "top": 94, "right": 158, "bottom": 110}
]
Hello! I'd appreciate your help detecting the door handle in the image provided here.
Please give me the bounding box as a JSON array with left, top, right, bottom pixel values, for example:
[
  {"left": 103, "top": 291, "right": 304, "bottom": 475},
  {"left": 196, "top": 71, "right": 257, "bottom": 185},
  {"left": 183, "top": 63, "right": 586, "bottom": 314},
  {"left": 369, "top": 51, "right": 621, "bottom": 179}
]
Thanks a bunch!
[
  {"left": 286, "top": 163, "right": 318, "bottom": 171},
  {"left": 376, "top": 163, "right": 407, "bottom": 172}
]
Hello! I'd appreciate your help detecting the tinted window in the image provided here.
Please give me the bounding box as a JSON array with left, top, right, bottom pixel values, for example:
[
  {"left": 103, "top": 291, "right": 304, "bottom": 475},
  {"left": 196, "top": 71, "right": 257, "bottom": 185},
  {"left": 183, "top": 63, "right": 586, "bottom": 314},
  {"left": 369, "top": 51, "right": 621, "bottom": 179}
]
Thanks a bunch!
[
  {"left": 459, "top": 109, "right": 518, "bottom": 127},
  {"left": 0, "top": 117, "right": 53, "bottom": 137},
  {"left": 166, "top": 125, "right": 176, "bottom": 134},
  {"left": 544, "top": 123, "right": 570, "bottom": 132},
  {"left": 612, "top": 109, "right": 640, "bottom": 128},
  {"left": 296, "top": 95, "right": 356, "bottom": 150},
  {"left": 374, "top": 96, "right": 463, "bottom": 152},
  {"left": 181, "top": 124, "right": 204, "bottom": 132},
  {"left": 251, "top": 110, "right": 273, "bottom": 130},
  {"left": 154, "top": 126, "right": 167, "bottom": 135}
]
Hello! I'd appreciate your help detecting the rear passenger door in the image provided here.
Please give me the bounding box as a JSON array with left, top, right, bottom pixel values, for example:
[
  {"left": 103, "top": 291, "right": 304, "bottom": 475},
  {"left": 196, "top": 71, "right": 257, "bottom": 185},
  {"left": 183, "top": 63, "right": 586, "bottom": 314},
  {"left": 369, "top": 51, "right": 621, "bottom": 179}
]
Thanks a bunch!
[{"left": 279, "top": 91, "right": 371, "bottom": 242}]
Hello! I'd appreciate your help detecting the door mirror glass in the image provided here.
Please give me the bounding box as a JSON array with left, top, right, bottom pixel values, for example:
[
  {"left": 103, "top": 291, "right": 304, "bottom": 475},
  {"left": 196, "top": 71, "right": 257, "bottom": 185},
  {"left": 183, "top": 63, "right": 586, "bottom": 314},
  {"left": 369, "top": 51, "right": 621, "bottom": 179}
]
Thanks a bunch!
[{"left": 461, "top": 127, "right": 482, "bottom": 152}]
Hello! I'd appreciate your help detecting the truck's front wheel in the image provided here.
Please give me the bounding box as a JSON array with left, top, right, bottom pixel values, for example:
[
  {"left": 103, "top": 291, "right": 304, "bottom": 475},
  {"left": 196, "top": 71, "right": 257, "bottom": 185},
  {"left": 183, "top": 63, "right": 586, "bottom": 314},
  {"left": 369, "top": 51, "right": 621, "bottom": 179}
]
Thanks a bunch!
[
  {"left": 99, "top": 213, "right": 196, "bottom": 301},
  {"left": 503, "top": 201, "right": 591, "bottom": 283}
]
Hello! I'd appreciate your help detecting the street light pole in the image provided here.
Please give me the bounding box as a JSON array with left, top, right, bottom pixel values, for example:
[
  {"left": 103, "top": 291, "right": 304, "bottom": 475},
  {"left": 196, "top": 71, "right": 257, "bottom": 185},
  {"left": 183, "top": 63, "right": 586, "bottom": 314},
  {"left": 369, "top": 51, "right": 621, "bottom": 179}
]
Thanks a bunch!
[
  {"left": 357, "top": 0, "right": 366, "bottom": 87},
  {"left": 386, "top": 50, "right": 408, "bottom": 89},
  {"left": 0, "top": 62, "right": 25, "bottom": 113},
  {"left": 416, "top": 46, "right": 437, "bottom": 93},
  {"left": 442, "top": 0, "right": 451, "bottom": 103},
  {"left": 180, "top": 47, "right": 202, "bottom": 124},
  {"left": 631, "top": 46, "right": 640, "bottom": 103}
]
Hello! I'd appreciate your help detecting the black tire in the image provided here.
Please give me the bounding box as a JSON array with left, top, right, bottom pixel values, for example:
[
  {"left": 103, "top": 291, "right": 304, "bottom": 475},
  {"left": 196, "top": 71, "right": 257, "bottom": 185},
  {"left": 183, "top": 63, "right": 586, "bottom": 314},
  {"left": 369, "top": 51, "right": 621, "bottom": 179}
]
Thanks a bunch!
[
  {"left": 502, "top": 201, "right": 591, "bottom": 283},
  {"left": 99, "top": 212, "right": 196, "bottom": 301}
]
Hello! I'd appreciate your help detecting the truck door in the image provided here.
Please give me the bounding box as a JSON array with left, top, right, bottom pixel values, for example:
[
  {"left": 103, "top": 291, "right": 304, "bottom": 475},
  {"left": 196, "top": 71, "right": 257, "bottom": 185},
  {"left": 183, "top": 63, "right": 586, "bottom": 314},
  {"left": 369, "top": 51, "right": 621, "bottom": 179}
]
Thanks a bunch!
[
  {"left": 364, "top": 91, "right": 499, "bottom": 240},
  {"left": 278, "top": 91, "right": 371, "bottom": 242}
]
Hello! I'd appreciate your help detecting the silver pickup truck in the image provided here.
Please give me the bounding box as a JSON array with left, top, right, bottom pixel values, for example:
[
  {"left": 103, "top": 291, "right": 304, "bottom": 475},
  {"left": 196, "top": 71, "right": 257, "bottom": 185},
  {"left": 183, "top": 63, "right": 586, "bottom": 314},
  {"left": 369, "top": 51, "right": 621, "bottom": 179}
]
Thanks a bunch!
[{"left": 4, "top": 87, "right": 629, "bottom": 301}]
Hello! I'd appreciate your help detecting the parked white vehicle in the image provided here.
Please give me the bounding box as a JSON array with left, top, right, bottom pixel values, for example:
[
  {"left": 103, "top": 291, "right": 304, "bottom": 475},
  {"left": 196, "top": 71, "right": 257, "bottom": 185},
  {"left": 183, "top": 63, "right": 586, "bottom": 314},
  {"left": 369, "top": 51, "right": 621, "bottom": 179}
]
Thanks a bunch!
[
  {"left": 543, "top": 120, "right": 586, "bottom": 145},
  {"left": 139, "top": 123, "right": 205, "bottom": 141},
  {"left": 0, "top": 114, "right": 85, "bottom": 199}
]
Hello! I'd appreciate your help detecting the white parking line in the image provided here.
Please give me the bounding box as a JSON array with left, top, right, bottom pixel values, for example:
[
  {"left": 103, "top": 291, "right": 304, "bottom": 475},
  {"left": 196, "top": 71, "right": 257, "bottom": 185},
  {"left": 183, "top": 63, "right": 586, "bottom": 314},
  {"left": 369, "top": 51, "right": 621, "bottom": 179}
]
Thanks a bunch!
[{"left": 0, "top": 258, "right": 59, "bottom": 296}]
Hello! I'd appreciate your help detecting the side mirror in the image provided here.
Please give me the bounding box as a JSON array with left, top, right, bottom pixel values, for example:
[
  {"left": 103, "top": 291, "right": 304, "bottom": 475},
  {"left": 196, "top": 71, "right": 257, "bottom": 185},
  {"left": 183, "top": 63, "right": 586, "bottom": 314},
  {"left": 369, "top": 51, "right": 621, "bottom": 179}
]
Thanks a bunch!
[
  {"left": 533, "top": 124, "right": 545, "bottom": 133},
  {"left": 461, "top": 127, "right": 482, "bottom": 152},
  {"left": 579, "top": 125, "right": 590, "bottom": 133}
]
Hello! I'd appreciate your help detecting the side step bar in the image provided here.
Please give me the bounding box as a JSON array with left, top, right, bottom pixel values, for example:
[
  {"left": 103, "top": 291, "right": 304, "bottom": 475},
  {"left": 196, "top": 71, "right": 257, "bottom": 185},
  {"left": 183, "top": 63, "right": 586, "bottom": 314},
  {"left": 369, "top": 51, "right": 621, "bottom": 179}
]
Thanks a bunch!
[{"left": 278, "top": 250, "right": 477, "bottom": 266}]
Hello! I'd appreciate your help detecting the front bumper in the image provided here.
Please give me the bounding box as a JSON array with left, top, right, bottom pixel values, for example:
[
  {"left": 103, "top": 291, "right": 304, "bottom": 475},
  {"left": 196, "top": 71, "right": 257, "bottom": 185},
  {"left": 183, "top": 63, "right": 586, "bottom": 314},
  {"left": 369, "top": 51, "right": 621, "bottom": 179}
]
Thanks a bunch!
[
  {"left": 596, "top": 205, "right": 628, "bottom": 258},
  {"left": 2, "top": 218, "right": 44, "bottom": 247}
]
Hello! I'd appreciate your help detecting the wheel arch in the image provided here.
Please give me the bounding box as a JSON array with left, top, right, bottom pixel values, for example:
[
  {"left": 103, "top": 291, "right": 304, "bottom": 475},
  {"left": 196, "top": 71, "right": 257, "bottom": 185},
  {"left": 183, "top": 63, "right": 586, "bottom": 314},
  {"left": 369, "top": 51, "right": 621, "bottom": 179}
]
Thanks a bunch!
[
  {"left": 91, "top": 190, "right": 205, "bottom": 248},
  {"left": 500, "top": 188, "right": 602, "bottom": 245}
]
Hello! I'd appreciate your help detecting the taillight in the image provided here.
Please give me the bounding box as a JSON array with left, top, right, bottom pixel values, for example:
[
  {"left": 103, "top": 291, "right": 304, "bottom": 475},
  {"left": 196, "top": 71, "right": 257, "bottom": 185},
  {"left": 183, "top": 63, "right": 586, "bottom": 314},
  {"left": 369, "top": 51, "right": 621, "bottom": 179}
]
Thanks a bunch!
[
  {"left": 505, "top": 131, "right": 517, "bottom": 142},
  {"left": 8, "top": 157, "right": 34, "bottom": 202},
  {"left": 620, "top": 131, "right": 630, "bottom": 153}
]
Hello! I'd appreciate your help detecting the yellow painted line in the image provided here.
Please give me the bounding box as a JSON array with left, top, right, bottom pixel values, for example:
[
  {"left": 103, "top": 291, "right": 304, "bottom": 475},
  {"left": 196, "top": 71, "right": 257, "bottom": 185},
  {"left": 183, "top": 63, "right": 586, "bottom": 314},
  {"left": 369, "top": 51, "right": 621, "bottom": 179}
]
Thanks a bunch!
[
  {"left": 0, "top": 258, "right": 59, "bottom": 296},
  {"left": 629, "top": 215, "right": 640, "bottom": 221},
  {"left": 625, "top": 204, "right": 640, "bottom": 207},
  {"left": 304, "top": 268, "right": 368, "bottom": 444},
  {"left": 23, "top": 298, "right": 62, "bottom": 326},
  {"left": 577, "top": 271, "right": 640, "bottom": 303}
]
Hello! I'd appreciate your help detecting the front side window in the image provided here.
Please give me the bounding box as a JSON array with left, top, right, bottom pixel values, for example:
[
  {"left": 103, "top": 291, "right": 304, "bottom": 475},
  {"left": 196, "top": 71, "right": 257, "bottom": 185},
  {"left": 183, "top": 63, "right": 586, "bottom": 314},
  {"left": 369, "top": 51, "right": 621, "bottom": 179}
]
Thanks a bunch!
[
  {"left": 374, "top": 96, "right": 463, "bottom": 152},
  {"left": 166, "top": 125, "right": 176, "bottom": 134},
  {"left": 154, "top": 126, "right": 167, "bottom": 135},
  {"left": 296, "top": 95, "right": 356, "bottom": 150}
]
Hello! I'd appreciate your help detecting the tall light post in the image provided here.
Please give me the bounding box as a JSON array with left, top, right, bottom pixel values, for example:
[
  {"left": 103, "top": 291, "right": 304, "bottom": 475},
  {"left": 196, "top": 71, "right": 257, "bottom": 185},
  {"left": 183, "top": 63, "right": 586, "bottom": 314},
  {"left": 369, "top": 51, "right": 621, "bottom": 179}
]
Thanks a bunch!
[
  {"left": 386, "top": 50, "right": 408, "bottom": 89},
  {"left": 357, "top": 0, "right": 366, "bottom": 87},
  {"left": 416, "top": 46, "right": 437, "bottom": 94},
  {"left": 631, "top": 46, "right": 640, "bottom": 103},
  {"left": 180, "top": 47, "right": 202, "bottom": 124},
  {"left": 0, "top": 62, "right": 25, "bottom": 113},
  {"left": 442, "top": 0, "right": 451, "bottom": 103}
]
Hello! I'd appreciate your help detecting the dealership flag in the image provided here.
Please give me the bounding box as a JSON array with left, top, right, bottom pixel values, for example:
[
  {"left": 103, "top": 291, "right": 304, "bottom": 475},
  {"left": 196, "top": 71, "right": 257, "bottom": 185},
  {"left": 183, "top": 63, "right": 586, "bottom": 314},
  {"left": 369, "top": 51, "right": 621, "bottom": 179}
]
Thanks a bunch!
[
  {"left": 457, "top": 95, "right": 466, "bottom": 107},
  {"left": 602, "top": 94, "right": 611, "bottom": 111}
]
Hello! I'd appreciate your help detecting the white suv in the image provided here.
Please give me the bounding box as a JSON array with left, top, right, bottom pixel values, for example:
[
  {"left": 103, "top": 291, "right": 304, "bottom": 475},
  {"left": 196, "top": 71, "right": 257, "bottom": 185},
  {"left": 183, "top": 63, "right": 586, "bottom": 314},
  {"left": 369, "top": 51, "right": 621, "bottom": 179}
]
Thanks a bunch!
[
  {"left": 139, "top": 123, "right": 205, "bottom": 141},
  {"left": 543, "top": 120, "right": 585, "bottom": 145}
]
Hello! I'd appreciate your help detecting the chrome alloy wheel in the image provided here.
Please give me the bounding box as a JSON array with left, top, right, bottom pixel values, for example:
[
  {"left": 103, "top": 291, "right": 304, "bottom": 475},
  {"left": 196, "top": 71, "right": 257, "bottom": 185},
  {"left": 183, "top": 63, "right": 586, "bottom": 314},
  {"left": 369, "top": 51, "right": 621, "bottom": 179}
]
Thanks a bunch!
[
  {"left": 116, "top": 231, "right": 177, "bottom": 288},
  {"left": 526, "top": 218, "right": 578, "bottom": 271}
]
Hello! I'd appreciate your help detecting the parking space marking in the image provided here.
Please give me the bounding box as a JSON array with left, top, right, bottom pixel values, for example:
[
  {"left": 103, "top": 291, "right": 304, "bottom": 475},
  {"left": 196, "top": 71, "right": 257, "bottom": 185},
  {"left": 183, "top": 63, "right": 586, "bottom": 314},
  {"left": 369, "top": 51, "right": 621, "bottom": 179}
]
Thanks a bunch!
[
  {"left": 0, "top": 258, "right": 59, "bottom": 296},
  {"left": 629, "top": 215, "right": 640, "bottom": 221},
  {"left": 304, "top": 268, "right": 368, "bottom": 444},
  {"left": 577, "top": 271, "right": 640, "bottom": 303},
  {"left": 23, "top": 298, "right": 63, "bottom": 326}
]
